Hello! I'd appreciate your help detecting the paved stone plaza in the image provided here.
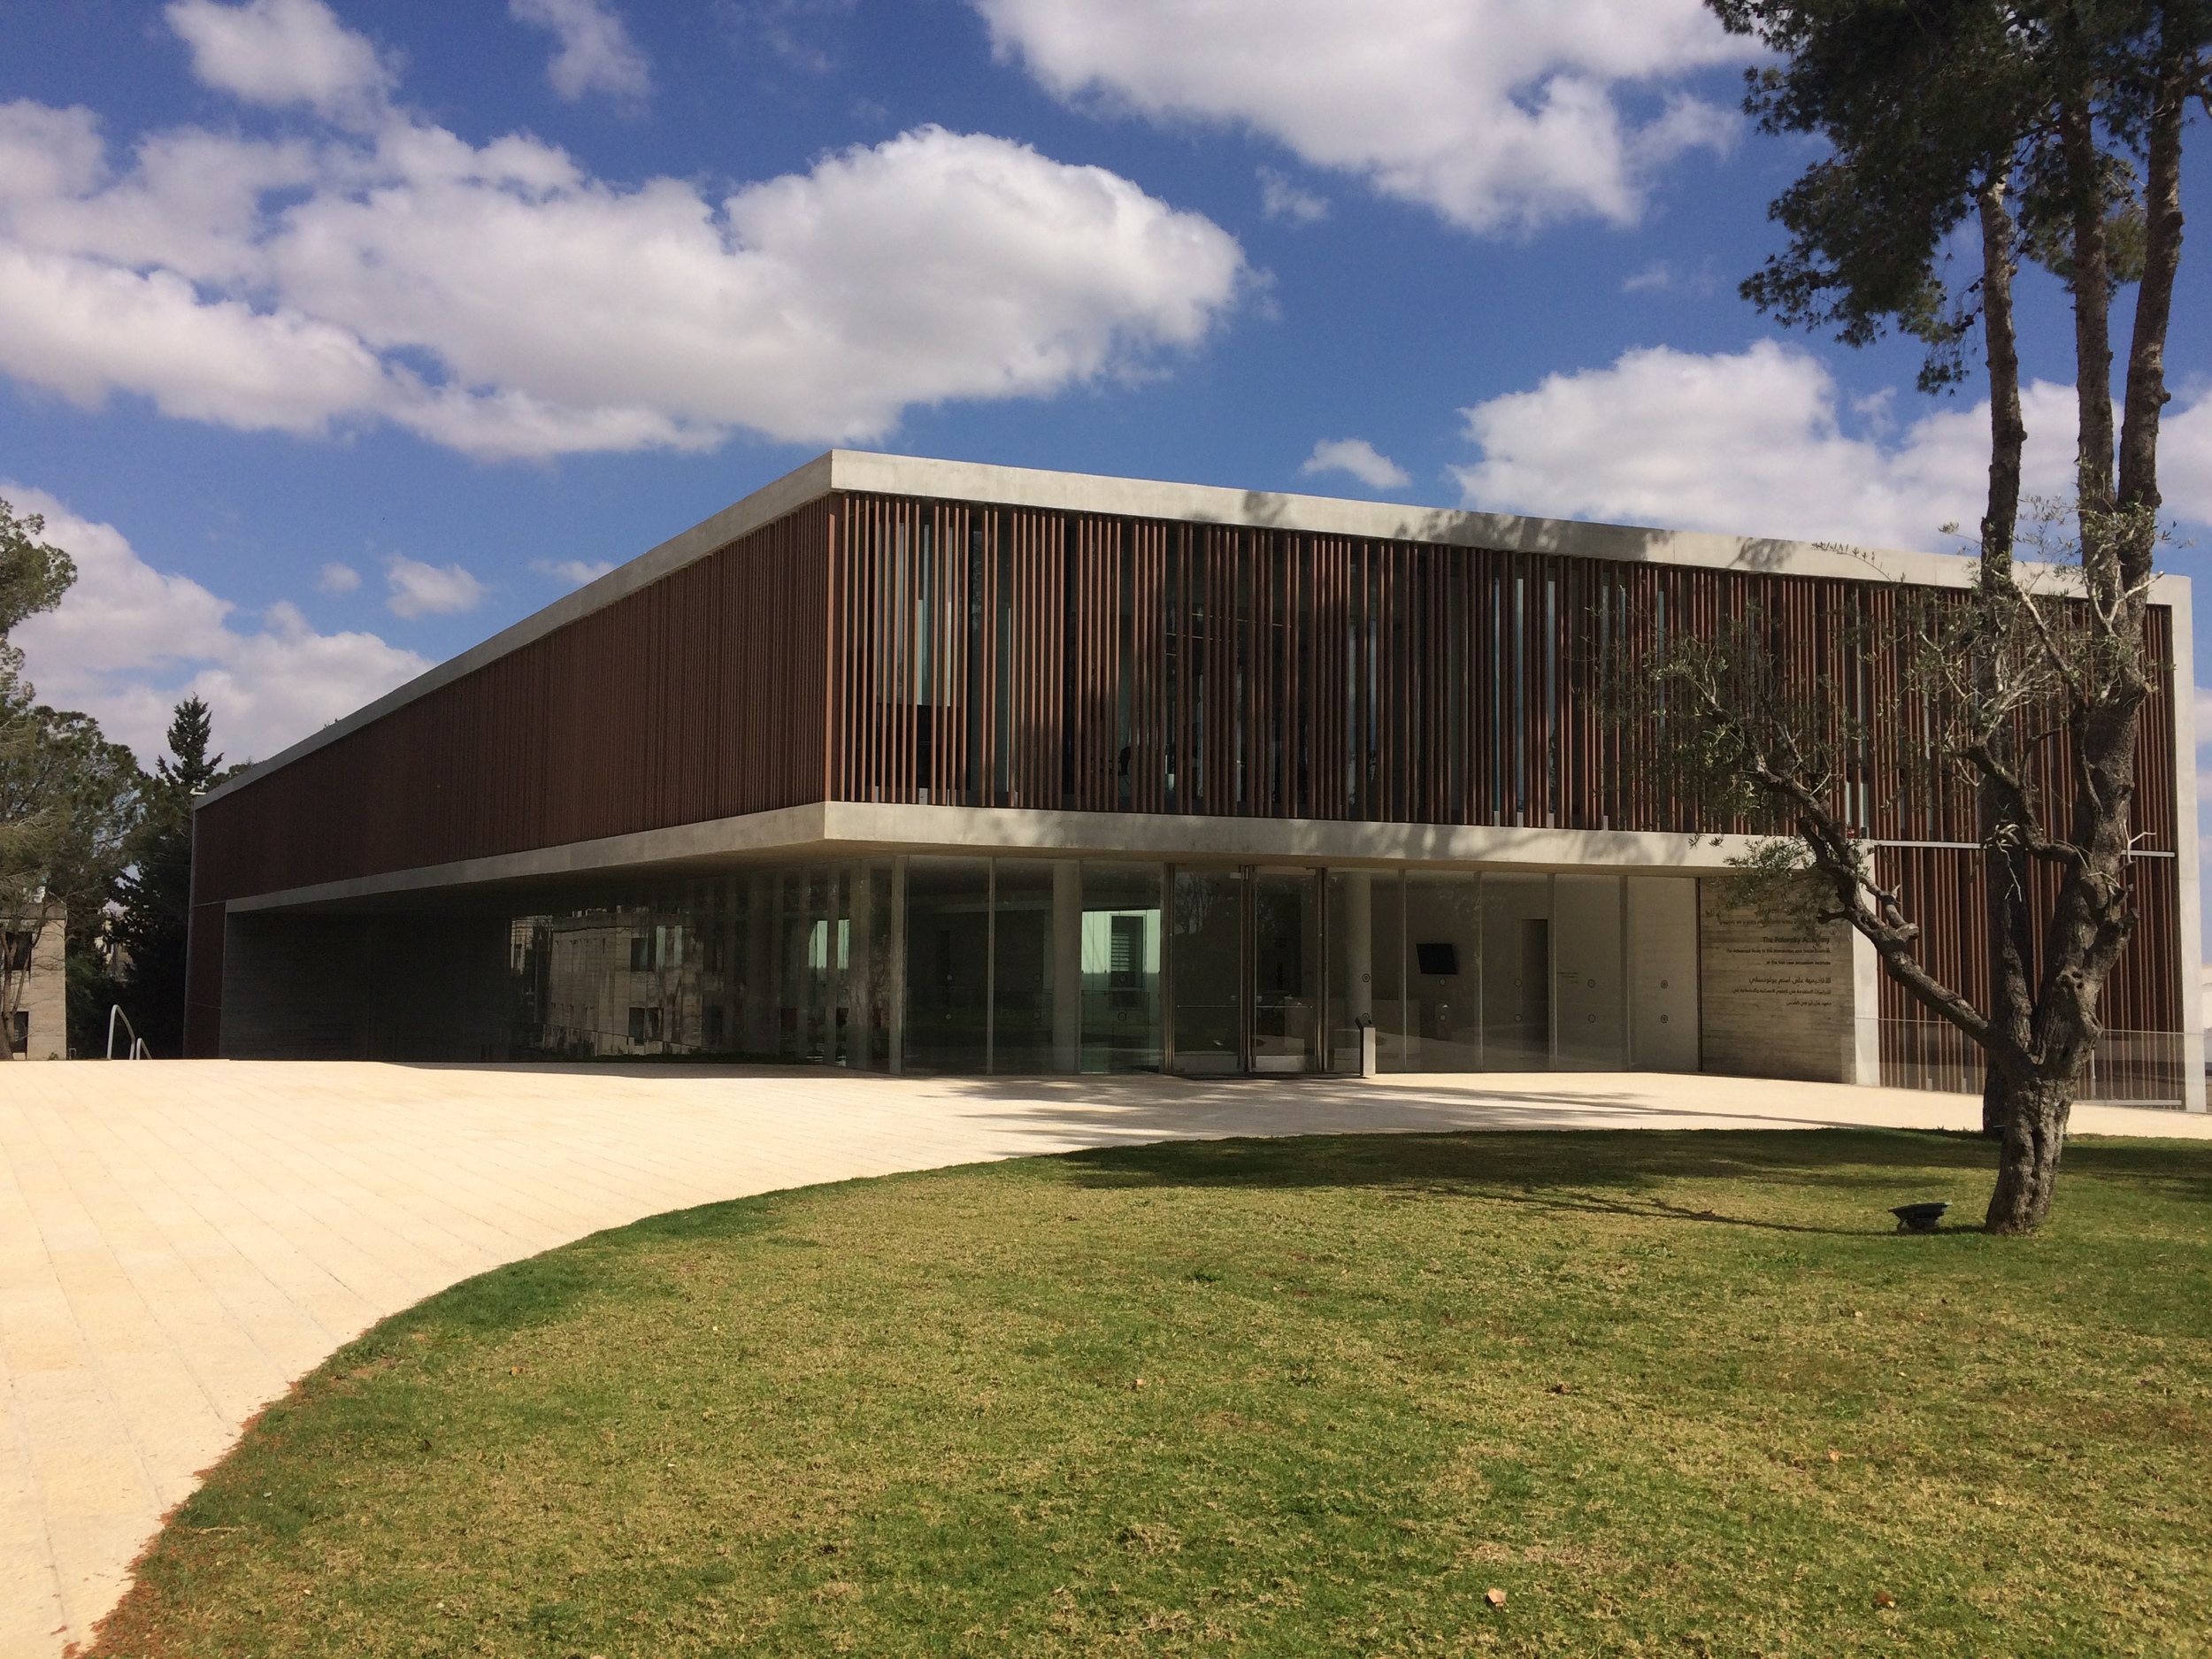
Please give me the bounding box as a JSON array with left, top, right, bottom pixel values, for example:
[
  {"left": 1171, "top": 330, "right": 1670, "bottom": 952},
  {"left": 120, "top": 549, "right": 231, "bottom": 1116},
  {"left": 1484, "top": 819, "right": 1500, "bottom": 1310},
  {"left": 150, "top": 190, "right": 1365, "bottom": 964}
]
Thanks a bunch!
[{"left": 4, "top": 1063, "right": 2205, "bottom": 1655}]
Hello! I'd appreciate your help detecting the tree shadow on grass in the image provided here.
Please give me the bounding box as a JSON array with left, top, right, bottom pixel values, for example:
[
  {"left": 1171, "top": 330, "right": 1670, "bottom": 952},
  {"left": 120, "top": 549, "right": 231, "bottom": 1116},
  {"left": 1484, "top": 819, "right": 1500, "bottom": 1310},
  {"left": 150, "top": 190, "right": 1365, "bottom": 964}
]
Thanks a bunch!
[{"left": 1056, "top": 1128, "right": 2211, "bottom": 1233}]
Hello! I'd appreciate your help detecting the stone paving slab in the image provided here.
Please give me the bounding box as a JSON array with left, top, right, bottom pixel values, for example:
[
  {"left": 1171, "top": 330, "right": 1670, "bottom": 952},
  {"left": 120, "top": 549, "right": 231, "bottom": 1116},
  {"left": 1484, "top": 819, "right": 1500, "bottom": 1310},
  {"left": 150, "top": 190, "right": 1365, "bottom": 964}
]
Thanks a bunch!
[{"left": 1, "top": 1060, "right": 2202, "bottom": 1655}]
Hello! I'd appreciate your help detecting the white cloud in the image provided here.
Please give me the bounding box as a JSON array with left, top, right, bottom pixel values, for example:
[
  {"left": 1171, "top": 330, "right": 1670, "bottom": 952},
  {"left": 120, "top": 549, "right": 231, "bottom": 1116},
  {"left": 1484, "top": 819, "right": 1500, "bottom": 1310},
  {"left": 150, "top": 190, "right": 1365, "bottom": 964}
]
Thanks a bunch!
[
  {"left": 4, "top": 484, "right": 428, "bottom": 763},
  {"left": 1302, "top": 437, "right": 1409, "bottom": 492},
  {"left": 1449, "top": 341, "right": 2098, "bottom": 550},
  {"left": 1622, "top": 257, "right": 1716, "bottom": 296},
  {"left": 165, "top": 0, "right": 392, "bottom": 122},
  {"left": 316, "top": 560, "right": 360, "bottom": 593},
  {"left": 534, "top": 557, "right": 615, "bottom": 587},
  {"left": 0, "top": 3, "right": 1245, "bottom": 462},
  {"left": 971, "top": 0, "right": 1749, "bottom": 234},
  {"left": 384, "top": 555, "right": 486, "bottom": 618},
  {"left": 1257, "top": 166, "right": 1326, "bottom": 226},
  {"left": 2154, "top": 389, "right": 2212, "bottom": 528},
  {"left": 510, "top": 0, "right": 651, "bottom": 104}
]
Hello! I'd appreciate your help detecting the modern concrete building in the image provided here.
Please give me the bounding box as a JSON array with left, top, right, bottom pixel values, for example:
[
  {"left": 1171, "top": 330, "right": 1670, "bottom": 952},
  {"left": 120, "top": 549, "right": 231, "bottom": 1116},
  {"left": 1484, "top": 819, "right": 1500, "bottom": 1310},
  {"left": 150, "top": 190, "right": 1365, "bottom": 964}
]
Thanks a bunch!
[{"left": 187, "top": 452, "right": 2205, "bottom": 1108}]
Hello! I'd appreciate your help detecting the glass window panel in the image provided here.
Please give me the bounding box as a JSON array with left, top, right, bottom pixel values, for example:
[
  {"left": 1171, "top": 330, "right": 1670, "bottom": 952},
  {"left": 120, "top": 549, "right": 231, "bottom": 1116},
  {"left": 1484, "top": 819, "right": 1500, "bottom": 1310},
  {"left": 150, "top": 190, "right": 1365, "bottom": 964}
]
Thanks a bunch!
[
  {"left": 739, "top": 871, "right": 775, "bottom": 1057},
  {"left": 1404, "top": 872, "right": 1483, "bottom": 1071},
  {"left": 1324, "top": 872, "right": 1372, "bottom": 1072},
  {"left": 840, "top": 859, "right": 894, "bottom": 1071},
  {"left": 1482, "top": 874, "right": 1551, "bottom": 1071},
  {"left": 993, "top": 858, "right": 1057, "bottom": 1073},
  {"left": 1555, "top": 873, "right": 1625, "bottom": 1068},
  {"left": 1371, "top": 872, "right": 1406, "bottom": 1072},
  {"left": 1251, "top": 870, "right": 1318, "bottom": 1072},
  {"left": 1170, "top": 867, "right": 1243, "bottom": 1074},
  {"left": 903, "top": 856, "right": 991, "bottom": 1073},
  {"left": 1080, "top": 861, "right": 1163, "bottom": 1072}
]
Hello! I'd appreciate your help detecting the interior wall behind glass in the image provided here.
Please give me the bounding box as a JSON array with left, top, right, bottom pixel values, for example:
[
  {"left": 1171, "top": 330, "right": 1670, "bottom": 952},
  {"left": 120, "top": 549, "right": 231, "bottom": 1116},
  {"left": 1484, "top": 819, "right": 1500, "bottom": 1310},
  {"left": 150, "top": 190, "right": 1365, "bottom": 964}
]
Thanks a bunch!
[
  {"left": 1554, "top": 874, "right": 1625, "bottom": 1068},
  {"left": 1171, "top": 868, "right": 1243, "bottom": 1074},
  {"left": 1404, "top": 874, "right": 1483, "bottom": 1071},
  {"left": 1080, "top": 862, "right": 1163, "bottom": 1072},
  {"left": 1482, "top": 875, "right": 1551, "bottom": 1070},
  {"left": 993, "top": 859, "right": 1056, "bottom": 1072},
  {"left": 904, "top": 856, "right": 991, "bottom": 1073}
]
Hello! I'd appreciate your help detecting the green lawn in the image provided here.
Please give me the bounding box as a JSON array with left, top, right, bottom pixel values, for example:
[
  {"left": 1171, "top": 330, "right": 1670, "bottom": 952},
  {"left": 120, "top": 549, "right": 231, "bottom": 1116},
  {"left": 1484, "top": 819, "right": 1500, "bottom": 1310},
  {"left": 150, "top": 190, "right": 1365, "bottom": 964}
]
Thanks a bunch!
[{"left": 92, "top": 1128, "right": 2211, "bottom": 1658}]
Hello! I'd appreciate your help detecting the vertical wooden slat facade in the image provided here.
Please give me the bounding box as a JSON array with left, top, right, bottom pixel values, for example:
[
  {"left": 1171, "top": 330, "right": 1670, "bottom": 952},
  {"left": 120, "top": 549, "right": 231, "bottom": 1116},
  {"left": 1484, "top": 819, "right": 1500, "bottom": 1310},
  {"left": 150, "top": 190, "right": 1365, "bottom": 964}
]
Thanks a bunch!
[
  {"left": 193, "top": 498, "right": 834, "bottom": 906},
  {"left": 822, "top": 493, "right": 2184, "bottom": 1042},
  {"left": 191, "top": 487, "right": 2187, "bottom": 1060}
]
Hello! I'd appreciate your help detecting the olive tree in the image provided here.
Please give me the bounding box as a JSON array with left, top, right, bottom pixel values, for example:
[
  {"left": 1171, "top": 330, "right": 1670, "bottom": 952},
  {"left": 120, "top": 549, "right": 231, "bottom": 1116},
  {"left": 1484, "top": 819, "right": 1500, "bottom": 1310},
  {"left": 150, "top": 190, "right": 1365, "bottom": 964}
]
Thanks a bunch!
[{"left": 1697, "top": 0, "right": 2210, "bottom": 1231}]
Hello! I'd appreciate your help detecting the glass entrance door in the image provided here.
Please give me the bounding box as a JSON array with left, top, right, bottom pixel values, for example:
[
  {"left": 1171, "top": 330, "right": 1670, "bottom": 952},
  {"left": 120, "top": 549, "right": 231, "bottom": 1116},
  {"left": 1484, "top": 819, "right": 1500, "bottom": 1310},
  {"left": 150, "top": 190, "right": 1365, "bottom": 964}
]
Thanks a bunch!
[{"left": 1249, "top": 870, "right": 1318, "bottom": 1072}]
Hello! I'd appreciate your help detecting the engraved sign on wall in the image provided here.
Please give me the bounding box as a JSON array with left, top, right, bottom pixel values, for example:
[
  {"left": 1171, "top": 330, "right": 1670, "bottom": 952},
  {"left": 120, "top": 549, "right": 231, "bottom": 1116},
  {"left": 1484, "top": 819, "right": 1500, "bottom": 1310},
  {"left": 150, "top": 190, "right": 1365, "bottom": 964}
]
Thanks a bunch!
[{"left": 1697, "top": 883, "right": 1855, "bottom": 1083}]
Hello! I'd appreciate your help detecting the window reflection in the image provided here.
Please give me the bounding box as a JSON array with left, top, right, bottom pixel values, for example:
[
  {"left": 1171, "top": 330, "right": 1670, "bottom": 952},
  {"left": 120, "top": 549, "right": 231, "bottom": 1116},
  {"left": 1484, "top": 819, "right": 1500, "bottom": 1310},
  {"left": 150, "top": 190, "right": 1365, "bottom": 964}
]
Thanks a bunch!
[{"left": 499, "top": 859, "right": 1694, "bottom": 1078}]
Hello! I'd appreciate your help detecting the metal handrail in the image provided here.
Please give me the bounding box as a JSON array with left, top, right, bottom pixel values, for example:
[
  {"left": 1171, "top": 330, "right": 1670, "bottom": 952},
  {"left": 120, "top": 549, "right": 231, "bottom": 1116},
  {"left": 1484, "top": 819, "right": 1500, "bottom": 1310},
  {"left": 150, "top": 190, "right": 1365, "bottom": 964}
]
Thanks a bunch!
[{"left": 105, "top": 1004, "right": 149, "bottom": 1060}]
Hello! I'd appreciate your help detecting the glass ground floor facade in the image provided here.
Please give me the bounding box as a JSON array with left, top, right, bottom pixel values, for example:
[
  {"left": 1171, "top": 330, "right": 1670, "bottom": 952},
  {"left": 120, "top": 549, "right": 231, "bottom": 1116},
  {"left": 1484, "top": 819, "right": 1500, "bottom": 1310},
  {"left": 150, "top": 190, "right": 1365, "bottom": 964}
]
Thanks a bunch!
[{"left": 503, "top": 857, "right": 1705, "bottom": 1077}]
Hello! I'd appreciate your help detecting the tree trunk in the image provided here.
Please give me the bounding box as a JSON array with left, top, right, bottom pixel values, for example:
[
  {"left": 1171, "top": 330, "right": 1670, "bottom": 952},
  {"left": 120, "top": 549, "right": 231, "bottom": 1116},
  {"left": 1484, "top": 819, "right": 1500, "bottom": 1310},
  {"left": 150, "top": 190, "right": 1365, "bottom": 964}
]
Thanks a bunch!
[
  {"left": 2058, "top": 84, "right": 2116, "bottom": 527},
  {"left": 1975, "top": 174, "right": 2032, "bottom": 1138},
  {"left": 1985, "top": 1069, "right": 2072, "bottom": 1233}
]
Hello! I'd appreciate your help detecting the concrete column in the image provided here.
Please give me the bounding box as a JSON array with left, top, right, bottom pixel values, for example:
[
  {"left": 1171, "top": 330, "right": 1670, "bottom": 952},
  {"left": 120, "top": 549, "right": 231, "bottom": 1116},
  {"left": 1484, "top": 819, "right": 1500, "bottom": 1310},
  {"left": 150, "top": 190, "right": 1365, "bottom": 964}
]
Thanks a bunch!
[
  {"left": 1850, "top": 925, "right": 1882, "bottom": 1087},
  {"left": 1343, "top": 871, "right": 1373, "bottom": 1025},
  {"left": 1052, "top": 861, "right": 1081, "bottom": 1072}
]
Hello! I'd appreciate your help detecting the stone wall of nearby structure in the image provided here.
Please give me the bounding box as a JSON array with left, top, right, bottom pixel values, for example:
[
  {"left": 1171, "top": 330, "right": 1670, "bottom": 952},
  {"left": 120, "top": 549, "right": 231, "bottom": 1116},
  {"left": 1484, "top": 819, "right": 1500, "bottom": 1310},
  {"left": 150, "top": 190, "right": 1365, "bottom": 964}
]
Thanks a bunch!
[
  {"left": 1697, "top": 884, "right": 1860, "bottom": 1085},
  {"left": 10, "top": 903, "right": 66, "bottom": 1060}
]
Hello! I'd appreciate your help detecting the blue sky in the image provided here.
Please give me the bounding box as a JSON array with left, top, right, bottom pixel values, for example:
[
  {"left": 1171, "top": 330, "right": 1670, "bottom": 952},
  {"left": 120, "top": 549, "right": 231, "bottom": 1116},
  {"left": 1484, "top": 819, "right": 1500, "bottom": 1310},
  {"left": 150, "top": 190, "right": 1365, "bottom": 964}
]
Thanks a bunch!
[{"left": 4, "top": 0, "right": 2211, "bottom": 945}]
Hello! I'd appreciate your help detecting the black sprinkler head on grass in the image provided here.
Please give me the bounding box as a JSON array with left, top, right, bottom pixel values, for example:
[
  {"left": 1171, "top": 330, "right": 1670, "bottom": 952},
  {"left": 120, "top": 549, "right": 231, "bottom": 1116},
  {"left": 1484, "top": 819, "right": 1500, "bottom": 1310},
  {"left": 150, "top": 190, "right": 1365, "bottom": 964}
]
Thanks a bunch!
[{"left": 1891, "top": 1202, "right": 1950, "bottom": 1233}]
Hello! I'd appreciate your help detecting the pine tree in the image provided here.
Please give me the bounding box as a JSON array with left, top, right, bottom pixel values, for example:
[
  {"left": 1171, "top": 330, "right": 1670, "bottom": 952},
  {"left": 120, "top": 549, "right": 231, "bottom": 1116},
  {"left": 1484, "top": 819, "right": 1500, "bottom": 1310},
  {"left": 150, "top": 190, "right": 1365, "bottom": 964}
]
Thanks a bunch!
[{"left": 113, "top": 698, "right": 223, "bottom": 1056}]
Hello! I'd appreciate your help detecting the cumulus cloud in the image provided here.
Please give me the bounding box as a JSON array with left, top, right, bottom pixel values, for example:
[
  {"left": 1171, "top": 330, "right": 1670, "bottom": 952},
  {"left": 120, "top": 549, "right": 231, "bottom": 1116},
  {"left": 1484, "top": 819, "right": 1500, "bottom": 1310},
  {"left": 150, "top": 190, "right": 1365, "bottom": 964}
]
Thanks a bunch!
[
  {"left": 4, "top": 484, "right": 428, "bottom": 763},
  {"left": 1302, "top": 438, "right": 1409, "bottom": 492},
  {"left": 1257, "top": 166, "right": 1326, "bottom": 226},
  {"left": 510, "top": 0, "right": 651, "bottom": 104},
  {"left": 2154, "top": 389, "right": 2212, "bottom": 527},
  {"left": 165, "top": 0, "right": 392, "bottom": 122},
  {"left": 1622, "top": 257, "right": 1717, "bottom": 296},
  {"left": 384, "top": 555, "right": 486, "bottom": 618},
  {"left": 534, "top": 557, "right": 615, "bottom": 587},
  {"left": 0, "top": 2, "right": 1245, "bottom": 461},
  {"left": 971, "top": 0, "right": 1748, "bottom": 234},
  {"left": 316, "top": 560, "right": 360, "bottom": 593},
  {"left": 1448, "top": 341, "right": 2111, "bottom": 550}
]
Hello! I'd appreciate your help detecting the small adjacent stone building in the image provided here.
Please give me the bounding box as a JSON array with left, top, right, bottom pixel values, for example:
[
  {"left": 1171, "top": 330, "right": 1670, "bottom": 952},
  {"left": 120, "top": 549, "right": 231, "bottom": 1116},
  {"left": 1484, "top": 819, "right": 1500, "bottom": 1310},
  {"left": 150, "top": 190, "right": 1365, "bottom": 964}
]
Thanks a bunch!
[{"left": 4, "top": 902, "right": 66, "bottom": 1061}]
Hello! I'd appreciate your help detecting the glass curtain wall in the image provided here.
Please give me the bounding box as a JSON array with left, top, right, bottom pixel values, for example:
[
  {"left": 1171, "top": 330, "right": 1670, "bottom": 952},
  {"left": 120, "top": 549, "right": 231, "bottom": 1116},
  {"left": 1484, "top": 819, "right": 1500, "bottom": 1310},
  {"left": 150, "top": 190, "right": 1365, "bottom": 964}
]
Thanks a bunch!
[
  {"left": 1480, "top": 874, "right": 1553, "bottom": 1070},
  {"left": 1079, "top": 863, "right": 1164, "bottom": 1072},
  {"left": 504, "top": 860, "right": 1690, "bottom": 1078},
  {"left": 992, "top": 859, "right": 1057, "bottom": 1072},
  {"left": 518, "top": 858, "right": 899, "bottom": 1065},
  {"left": 1404, "top": 872, "right": 1483, "bottom": 1071},
  {"left": 1171, "top": 868, "right": 1244, "bottom": 1074},
  {"left": 1250, "top": 870, "right": 1319, "bottom": 1071},
  {"left": 903, "top": 856, "right": 992, "bottom": 1073},
  {"left": 1325, "top": 871, "right": 1404, "bottom": 1071}
]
